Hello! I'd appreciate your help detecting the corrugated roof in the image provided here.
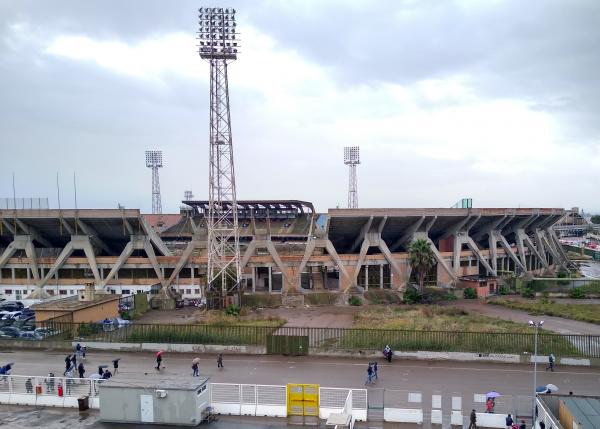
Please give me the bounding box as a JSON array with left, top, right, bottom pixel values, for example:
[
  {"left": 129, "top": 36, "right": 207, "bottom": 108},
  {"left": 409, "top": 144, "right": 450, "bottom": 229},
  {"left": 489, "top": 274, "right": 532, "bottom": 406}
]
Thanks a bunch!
[{"left": 562, "top": 397, "right": 600, "bottom": 429}]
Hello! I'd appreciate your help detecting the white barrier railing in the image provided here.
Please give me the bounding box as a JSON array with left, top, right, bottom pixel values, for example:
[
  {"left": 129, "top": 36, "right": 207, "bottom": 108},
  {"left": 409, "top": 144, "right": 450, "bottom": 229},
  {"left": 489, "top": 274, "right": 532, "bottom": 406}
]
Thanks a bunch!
[
  {"left": 0, "top": 374, "right": 101, "bottom": 409},
  {"left": 210, "top": 383, "right": 368, "bottom": 422}
]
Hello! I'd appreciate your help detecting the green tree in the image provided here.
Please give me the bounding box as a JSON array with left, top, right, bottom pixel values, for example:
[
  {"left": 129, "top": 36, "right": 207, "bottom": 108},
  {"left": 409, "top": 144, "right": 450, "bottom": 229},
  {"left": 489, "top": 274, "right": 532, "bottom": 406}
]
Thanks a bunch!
[
  {"left": 591, "top": 215, "right": 600, "bottom": 224},
  {"left": 409, "top": 239, "right": 436, "bottom": 293}
]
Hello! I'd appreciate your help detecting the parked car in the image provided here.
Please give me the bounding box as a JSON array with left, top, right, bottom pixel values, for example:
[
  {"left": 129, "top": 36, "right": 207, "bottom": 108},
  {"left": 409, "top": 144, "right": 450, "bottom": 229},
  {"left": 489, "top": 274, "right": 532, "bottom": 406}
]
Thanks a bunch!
[
  {"left": 0, "top": 327, "right": 21, "bottom": 338},
  {"left": 14, "top": 313, "right": 34, "bottom": 322},
  {"left": 19, "top": 331, "right": 43, "bottom": 340},
  {"left": 34, "top": 327, "right": 57, "bottom": 338},
  {"left": 1, "top": 311, "right": 21, "bottom": 320},
  {"left": 0, "top": 301, "right": 24, "bottom": 311}
]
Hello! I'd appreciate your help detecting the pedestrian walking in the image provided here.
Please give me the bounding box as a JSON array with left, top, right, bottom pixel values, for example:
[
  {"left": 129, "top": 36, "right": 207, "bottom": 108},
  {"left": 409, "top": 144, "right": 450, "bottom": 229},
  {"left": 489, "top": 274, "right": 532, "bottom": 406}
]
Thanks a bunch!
[
  {"left": 82, "top": 344, "right": 87, "bottom": 360},
  {"left": 25, "top": 378, "right": 33, "bottom": 393},
  {"left": 192, "top": 362, "right": 199, "bottom": 377},
  {"left": 519, "top": 420, "right": 526, "bottom": 429},
  {"left": 486, "top": 398, "right": 494, "bottom": 413},
  {"left": 78, "top": 362, "right": 85, "bottom": 378},
  {"left": 71, "top": 353, "right": 77, "bottom": 368},
  {"left": 217, "top": 353, "right": 223, "bottom": 368},
  {"left": 373, "top": 362, "right": 378, "bottom": 380},
  {"left": 365, "top": 364, "right": 373, "bottom": 385},
  {"left": 506, "top": 414, "right": 514, "bottom": 429},
  {"left": 64, "top": 355, "right": 72, "bottom": 375},
  {"left": 469, "top": 409, "right": 477, "bottom": 429},
  {"left": 75, "top": 343, "right": 82, "bottom": 359},
  {"left": 539, "top": 421, "right": 546, "bottom": 429},
  {"left": 112, "top": 358, "right": 120, "bottom": 375},
  {"left": 156, "top": 351, "right": 164, "bottom": 371},
  {"left": 546, "top": 353, "right": 555, "bottom": 372}
]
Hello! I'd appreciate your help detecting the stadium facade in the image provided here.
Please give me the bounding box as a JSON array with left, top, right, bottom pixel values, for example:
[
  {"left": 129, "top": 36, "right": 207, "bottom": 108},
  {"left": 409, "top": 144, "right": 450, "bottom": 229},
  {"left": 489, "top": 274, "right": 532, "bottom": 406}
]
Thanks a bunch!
[{"left": 0, "top": 202, "right": 570, "bottom": 301}]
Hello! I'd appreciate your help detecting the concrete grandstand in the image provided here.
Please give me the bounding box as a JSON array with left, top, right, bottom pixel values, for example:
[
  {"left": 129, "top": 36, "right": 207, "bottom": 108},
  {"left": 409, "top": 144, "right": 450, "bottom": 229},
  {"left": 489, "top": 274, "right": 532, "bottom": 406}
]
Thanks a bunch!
[{"left": 0, "top": 202, "right": 571, "bottom": 301}]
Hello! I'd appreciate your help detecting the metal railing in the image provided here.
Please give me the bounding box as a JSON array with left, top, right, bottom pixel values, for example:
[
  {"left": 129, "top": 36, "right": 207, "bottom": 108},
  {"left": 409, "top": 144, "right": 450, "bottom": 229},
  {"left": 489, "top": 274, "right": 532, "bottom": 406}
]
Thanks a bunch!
[
  {"left": 3, "top": 322, "right": 600, "bottom": 358},
  {"left": 0, "top": 374, "right": 101, "bottom": 398}
]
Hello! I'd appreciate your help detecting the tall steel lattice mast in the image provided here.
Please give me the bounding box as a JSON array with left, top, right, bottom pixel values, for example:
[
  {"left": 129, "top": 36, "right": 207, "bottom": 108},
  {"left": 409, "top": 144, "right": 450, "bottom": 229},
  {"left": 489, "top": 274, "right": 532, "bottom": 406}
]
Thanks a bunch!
[
  {"left": 198, "top": 7, "right": 241, "bottom": 302},
  {"left": 344, "top": 146, "right": 360, "bottom": 208},
  {"left": 145, "top": 150, "right": 163, "bottom": 214}
]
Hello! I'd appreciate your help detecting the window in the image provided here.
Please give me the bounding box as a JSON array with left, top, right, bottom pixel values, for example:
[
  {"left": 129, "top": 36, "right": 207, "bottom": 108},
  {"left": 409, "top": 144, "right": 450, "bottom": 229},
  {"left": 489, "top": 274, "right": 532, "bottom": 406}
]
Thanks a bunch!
[
  {"left": 186, "top": 289, "right": 191, "bottom": 295},
  {"left": 122, "top": 289, "right": 131, "bottom": 295},
  {"left": 70, "top": 290, "right": 75, "bottom": 295},
  {"left": 59, "top": 290, "right": 67, "bottom": 295},
  {"left": 194, "top": 289, "right": 200, "bottom": 295},
  {"left": 5, "top": 289, "right": 12, "bottom": 295},
  {"left": 48, "top": 290, "right": 54, "bottom": 295}
]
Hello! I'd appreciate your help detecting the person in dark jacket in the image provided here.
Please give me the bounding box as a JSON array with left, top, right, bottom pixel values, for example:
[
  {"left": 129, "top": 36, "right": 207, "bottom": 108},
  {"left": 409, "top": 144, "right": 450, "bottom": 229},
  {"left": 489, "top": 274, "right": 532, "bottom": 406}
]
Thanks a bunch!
[
  {"left": 112, "top": 358, "right": 120, "bottom": 375},
  {"left": 217, "top": 353, "right": 223, "bottom": 368},
  {"left": 469, "top": 410, "right": 477, "bottom": 429},
  {"left": 519, "top": 420, "right": 526, "bottom": 429},
  {"left": 78, "top": 362, "right": 85, "bottom": 378},
  {"left": 506, "top": 414, "right": 514, "bottom": 429},
  {"left": 64, "top": 355, "right": 72, "bottom": 375}
]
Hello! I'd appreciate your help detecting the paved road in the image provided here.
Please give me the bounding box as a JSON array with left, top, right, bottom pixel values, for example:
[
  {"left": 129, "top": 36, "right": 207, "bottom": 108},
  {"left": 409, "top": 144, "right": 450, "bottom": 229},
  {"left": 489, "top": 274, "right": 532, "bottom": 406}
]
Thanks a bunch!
[
  {"left": 451, "top": 300, "right": 600, "bottom": 335},
  {"left": 2, "top": 349, "right": 599, "bottom": 400}
]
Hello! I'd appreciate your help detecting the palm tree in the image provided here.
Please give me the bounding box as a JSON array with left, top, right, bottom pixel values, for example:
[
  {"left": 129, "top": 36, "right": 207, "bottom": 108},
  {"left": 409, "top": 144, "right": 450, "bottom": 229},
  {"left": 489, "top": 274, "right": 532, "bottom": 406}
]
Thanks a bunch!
[{"left": 409, "top": 239, "right": 436, "bottom": 293}]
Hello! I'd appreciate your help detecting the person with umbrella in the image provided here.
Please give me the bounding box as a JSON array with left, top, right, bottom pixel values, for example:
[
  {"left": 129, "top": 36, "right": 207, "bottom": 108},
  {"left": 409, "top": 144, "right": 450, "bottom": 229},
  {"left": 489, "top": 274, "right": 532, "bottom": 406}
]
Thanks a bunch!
[
  {"left": 191, "top": 358, "right": 200, "bottom": 377},
  {"left": 485, "top": 391, "right": 501, "bottom": 413},
  {"left": 156, "top": 350, "right": 164, "bottom": 371}
]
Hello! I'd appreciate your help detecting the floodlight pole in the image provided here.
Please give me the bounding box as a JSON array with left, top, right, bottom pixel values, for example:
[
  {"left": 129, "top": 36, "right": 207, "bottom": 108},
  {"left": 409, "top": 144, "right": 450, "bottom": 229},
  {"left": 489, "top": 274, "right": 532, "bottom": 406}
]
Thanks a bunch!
[
  {"left": 529, "top": 320, "right": 543, "bottom": 425},
  {"left": 145, "top": 150, "right": 163, "bottom": 215},
  {"left": 344, "top": 146, "right": 360, "bottom": 209},
  {"left": 198, "top": 7, "right": 242, "bottom": 306}
]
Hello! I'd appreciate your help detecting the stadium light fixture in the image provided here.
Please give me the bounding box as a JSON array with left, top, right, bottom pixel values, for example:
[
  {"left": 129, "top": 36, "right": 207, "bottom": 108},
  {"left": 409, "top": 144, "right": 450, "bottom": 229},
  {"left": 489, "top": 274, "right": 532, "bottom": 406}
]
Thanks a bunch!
[
  {"left": 145, "top": 150, "right": 163, "bottom": 168},
  {"left": 198, "top": 7, "right": 240, "bottom": 60}
]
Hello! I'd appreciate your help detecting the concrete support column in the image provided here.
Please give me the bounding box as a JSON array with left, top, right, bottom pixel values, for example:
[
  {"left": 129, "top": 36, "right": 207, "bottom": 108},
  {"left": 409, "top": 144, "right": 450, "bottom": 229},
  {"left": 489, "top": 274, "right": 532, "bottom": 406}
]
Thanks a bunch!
[
  {"left": 268, "top": 266, "right": 272, "bottom": 294},
  {"left": 380, "top": 264, "right": 384, "bottom": 289},
  {"left": 252, "top": 267, "right": 257, "bottom": 293},
  {"left": 364, "top": 265, "right": 368, "bottom": 291}
]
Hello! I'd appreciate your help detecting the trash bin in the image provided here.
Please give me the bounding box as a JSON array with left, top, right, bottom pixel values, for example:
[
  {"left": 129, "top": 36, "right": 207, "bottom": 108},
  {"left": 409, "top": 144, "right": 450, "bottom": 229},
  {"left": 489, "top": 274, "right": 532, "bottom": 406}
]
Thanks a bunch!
[
  {"left": 77, "top": 395, "right": 89, "bottom": 411},
  {"left": 35, "top": 385, "right": 42, "bottom": 395}
]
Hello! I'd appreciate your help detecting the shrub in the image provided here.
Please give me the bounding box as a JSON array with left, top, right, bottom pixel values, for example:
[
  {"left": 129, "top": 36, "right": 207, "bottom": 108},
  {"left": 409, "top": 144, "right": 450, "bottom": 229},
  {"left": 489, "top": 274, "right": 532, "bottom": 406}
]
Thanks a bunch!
[
  {"left": 241, "top": 294, "right": 282, "bottom": 308},
  {"left": 348, "top": 295, "right": 362, "bottom": 306},
  {"left": 557, "top": 271, "right": 568, "bottom": 279},
  {"left": 540, "top": 292, "right": 550, "bottom": 304},
  {"left": 225, "top": 304, "right": 240, "bottom": 316},
  {"left": 463, "top": 287, "right": 477, "bottom": 299},
  {"left": 78, "top": 323, "right": 103, "bottom": 337},
  {"left": 120, "top": 311, "right": 131, "bottom": 320},
  {"left": 521, "top": 287, "right": 535, "bottom": 298},
  {"left": 403, "top": 287, "right": 421, "bottom": 304},
  {"left": 568, "top": 288, "right": 586, "bottom": 299},
  {"left": 304, "top": 292, "right": 338, "bottom": 306},
  {"left": 497, "top": 285, "right": 509, "bottom": 296}
]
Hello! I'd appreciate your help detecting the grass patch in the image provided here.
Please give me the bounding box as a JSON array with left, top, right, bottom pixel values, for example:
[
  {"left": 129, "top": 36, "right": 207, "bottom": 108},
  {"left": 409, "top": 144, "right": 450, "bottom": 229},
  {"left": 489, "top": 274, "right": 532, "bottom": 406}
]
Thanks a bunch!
[
  {"left": 490, "top": 300, "right": 600, "bottom": 325},
  {"left": 337, "top": 306, "right": 581, "bottom": 356}
]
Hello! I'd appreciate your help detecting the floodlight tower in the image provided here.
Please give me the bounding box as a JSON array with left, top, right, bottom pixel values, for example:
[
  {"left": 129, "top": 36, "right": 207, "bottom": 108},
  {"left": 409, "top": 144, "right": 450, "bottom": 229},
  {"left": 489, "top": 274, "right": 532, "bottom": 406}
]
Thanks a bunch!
[
  {"left": 198, "top": 7, "right": 242, "bottom": 302},
  {"left": 344, "top": 146, "right": 360, "bottom": 209},
  {"left": 145, "top": 150, "right": 163, "bottom": 214}
]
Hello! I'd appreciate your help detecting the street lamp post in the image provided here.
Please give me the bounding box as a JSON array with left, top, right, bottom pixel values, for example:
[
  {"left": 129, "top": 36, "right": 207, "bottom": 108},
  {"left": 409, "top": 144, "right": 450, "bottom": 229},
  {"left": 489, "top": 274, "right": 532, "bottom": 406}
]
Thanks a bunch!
[{"left": 528, "top": 320, "right": 544, "bottom": 428}]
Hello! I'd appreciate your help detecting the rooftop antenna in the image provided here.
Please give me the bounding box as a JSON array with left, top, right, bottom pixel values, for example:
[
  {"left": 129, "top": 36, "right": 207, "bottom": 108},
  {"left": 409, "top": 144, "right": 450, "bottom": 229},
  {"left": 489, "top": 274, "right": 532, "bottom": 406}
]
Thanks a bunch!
[
  {"left": 199, "top": 6, "right": 242, "bottom": 305},
  {"left": 145, "top": 150, "right": 163, "bottom": 214},
  {"left": 344, "top": 146, "right": 360, "bottom": 209},
  {"left": 56, "top": 172, "right": 61, "bottom": 210}
]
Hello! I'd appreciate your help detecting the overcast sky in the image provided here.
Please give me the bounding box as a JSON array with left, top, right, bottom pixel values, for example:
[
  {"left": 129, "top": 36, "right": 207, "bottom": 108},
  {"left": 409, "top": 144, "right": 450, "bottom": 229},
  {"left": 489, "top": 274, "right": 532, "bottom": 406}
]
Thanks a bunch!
[{"left": 1, "top": 0, "right": 599, "bottom": 214}]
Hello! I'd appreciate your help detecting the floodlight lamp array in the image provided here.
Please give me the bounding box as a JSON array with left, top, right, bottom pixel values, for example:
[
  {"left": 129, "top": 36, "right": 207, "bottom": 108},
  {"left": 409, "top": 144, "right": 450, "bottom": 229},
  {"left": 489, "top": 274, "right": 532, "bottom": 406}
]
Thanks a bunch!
[
  {"left": 198, "top": 7, "right": 240, "bottom": 59},
  {"left": 344, "top": 146, "right": 360, "bottom": 164},
  {"left": 145, "top": 150, "right": 163, "bottom": 168}
]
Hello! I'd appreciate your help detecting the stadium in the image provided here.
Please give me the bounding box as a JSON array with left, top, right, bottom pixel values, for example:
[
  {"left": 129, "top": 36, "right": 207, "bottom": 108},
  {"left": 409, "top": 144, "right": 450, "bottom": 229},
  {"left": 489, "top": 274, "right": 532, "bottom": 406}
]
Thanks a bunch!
[{"left": 0, "top": 202, "right": 571, "bottom": 302}]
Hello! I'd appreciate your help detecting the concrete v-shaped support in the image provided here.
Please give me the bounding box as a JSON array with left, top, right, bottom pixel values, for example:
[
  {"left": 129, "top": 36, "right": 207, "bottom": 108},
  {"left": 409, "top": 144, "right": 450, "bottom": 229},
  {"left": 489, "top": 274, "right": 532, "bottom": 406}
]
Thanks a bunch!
[
  {"left": 38, "top": 235, "right": 101, "bottom": 289},
  {"left": 0, "top": 235, "right": 39, "bottom": 281},
  {"left": 165, "top": 237, "right": 202, "bottom": 288},
  {"left": 101, "top": 235, "right": 165, "bottom": 290},
  {"left": 492, "top": 232, "right": 527, "bottom": 273},
  {"left": 140, "top": 217, "right": 172, "bottom": 256},
  {"left": 412, "top": 232, "right": 456, "bottom": 283}
]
